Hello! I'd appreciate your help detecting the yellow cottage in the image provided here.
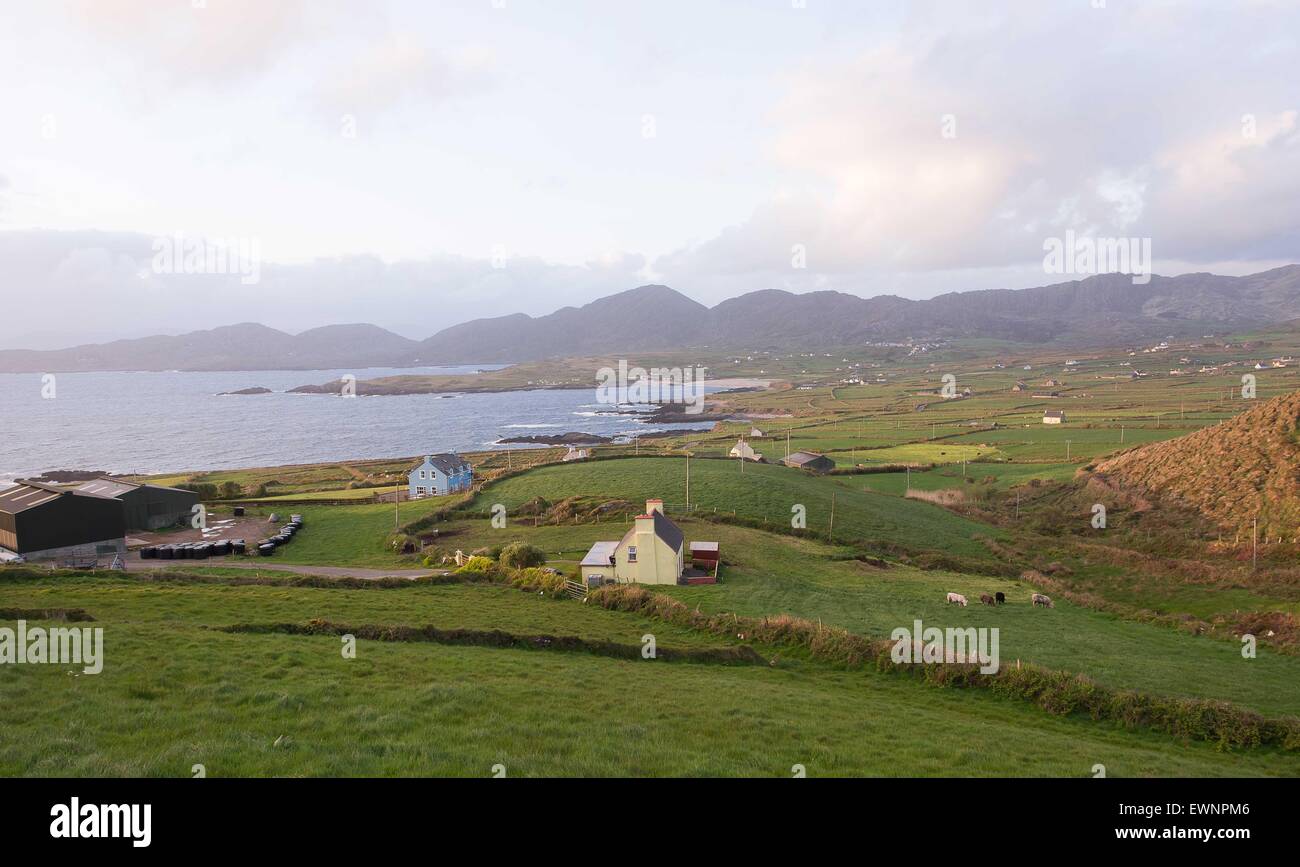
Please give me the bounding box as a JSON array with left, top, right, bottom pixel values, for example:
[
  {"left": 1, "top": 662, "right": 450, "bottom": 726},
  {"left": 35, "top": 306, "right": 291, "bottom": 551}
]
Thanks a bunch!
[{"left": 579, "top": 499, "right": 685, "bottom": 587}]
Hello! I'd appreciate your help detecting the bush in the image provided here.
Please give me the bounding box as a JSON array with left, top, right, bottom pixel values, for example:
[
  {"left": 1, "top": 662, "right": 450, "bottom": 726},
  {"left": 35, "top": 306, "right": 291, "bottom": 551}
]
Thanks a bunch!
[
  {"left": 456, "top": 556, "right": 497, "bottom": 576},
  {"left": 507, "top": 567, "right": 567, "bottom": 596},
  {"left": 499, "top": 542, "right": 547, "bottom": 569}
]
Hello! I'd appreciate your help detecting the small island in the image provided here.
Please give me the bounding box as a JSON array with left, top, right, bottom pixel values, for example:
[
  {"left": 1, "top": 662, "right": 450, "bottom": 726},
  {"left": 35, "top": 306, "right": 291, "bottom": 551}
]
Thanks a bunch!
[{"left": 219, "top": 387, "right": 273, "bottom": 396}]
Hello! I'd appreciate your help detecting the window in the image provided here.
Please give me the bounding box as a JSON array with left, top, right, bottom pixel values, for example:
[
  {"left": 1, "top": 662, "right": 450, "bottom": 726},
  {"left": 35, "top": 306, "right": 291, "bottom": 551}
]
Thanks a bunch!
[
  {"left": 626, "top": 545, "right": 637, "bottom": 563},
  {"left": 420, "top": 470, "right": 427, "bottom": 479}
]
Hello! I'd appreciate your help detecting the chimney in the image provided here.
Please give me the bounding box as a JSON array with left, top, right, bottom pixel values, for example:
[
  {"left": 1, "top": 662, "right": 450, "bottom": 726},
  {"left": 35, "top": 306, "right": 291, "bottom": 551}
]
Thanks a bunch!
[{"left": 646, "top": 498, "right": 663, "bottom": 515}]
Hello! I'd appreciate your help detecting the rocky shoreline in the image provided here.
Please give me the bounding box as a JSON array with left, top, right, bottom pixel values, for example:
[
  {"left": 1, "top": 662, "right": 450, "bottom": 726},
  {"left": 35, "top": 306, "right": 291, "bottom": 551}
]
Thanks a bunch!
[{"left": 497, "top": 432, "right": 614, "bottom": 445}]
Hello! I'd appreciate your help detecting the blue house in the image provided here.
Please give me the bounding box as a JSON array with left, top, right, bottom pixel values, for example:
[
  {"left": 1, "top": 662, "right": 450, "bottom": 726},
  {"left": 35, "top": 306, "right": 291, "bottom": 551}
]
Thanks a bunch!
[{"left": 408, "top": 454, "right": 473, "bottom": 499}]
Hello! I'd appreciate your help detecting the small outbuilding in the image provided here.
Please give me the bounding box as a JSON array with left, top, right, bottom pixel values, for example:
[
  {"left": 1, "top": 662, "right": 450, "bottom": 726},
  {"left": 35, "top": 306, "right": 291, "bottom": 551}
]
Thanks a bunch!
[
  {"left": 1043, "top": 410, "right": 1066, "bottom": 424},
  {"left": 782, "top": 451, "right": 836, "bottom": 473}
]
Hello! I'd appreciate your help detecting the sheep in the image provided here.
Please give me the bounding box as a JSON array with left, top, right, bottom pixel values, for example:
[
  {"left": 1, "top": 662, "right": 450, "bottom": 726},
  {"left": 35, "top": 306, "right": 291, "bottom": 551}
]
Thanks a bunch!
[{"left": 946, "top": 592, "right": 968, "bottom": 606}]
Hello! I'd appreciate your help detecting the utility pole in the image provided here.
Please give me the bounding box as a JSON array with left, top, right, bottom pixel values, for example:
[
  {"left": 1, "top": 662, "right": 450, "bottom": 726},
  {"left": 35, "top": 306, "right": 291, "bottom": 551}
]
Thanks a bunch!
[
  {"left": 1253, "top": 518, "right": 1258, "bottom": 571},
  {"left": 1066, "top": 440, "right": 1071, "bottom": 461},
  {"left": 906, "top": 465, "right": 910, "bottom": 494},
  {"left": 685, "top": 453, "right": 690, "bottom": 511},
  {"left": 1015, "top": 491, "right": 1020, "bottom": 520},
  {"left": 786, "top": 429, "right": 791, "bottom": 460},
  {"left": 829, "top": 492, "right": 836, "bottom": 538}
]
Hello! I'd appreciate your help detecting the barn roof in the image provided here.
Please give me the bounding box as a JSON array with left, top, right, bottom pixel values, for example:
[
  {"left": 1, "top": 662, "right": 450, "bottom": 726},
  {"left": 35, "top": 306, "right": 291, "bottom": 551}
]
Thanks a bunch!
[
  {"left": 76, "top": 477, "right": 142, "bottom": 498},
  {"left": 785, "top": 451, "right": 829, "bottom": 466},
  {"left": 0, "top": 481, "right": 117, "bottom": 515}
]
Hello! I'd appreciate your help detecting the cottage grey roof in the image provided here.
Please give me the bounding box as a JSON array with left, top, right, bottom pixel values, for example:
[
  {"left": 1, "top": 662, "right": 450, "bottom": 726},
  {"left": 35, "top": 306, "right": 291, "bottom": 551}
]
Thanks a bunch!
[
  {"left": 784, "top": 451, "right": 829, "bottom": 466},
  {"left": 411, "top": 453, "right": 471, "bottom": 475},
  {"left": 0, "top": 481, "right": 116, "bottom": 515},
  {"left": 580, "top": 541, "right": 619, "bottom": 567},
  {"left": 618, "top": 511, "right": 684, "bottom": 553}
]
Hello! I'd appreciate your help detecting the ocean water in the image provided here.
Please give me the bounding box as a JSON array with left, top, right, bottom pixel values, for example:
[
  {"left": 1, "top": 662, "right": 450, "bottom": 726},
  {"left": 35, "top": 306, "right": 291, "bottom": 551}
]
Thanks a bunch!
[{"left": 0, "top": 367, "right": 716, "bottom": 481}]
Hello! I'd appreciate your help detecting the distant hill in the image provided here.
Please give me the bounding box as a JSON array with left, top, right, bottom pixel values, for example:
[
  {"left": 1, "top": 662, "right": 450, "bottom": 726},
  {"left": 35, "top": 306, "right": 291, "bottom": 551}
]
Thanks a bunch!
[
  {"left": 1093, "top": 389, "right": 1300, "bottom": 534},
  {"left": 0, "top": 323, "right": 422, "bottom": 372},
  {"left": 3, "top": 265, "right": 1299, "bottom": 371}
]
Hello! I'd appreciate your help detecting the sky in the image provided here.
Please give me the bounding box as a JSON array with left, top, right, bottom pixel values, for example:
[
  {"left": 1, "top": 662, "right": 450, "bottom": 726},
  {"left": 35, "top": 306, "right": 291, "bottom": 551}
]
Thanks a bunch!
[{"left": 0, "top": 0, "right": 1298, "bottom": 349}]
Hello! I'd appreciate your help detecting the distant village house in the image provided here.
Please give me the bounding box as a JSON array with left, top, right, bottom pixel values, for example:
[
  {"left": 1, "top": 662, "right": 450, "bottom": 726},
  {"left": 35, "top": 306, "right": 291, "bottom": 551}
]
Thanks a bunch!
[{"left": 729, "top": 438, "right": 762, "bottom": 462}]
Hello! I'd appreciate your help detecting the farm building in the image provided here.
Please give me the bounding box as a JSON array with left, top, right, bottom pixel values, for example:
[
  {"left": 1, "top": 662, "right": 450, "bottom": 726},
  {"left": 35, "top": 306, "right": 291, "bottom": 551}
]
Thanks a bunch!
[
  {"left": 1043, "top": 410, "right": 1066, "bottom": 424},
  {"left": 782, "top": 451, "right": 836, "bottom": 473},
  {"left": 0, "top": 481, "right": 126, "bottom": 562},
  {"left": 75, "top": 477, "right": 198, "bottom": 531},
  {"left": 562, "top": 446, "right": 592, "bottom": 462},
  {"left": 729, "top": 438, "right": 762, "bottom": 462},
  {"left": 579, "top": 498, "right": 718, "bottom": 587},
  {"left": 408, "top": 453, "right": 473, "bottom": 498},
  {"left": 749, "top": 427, "right": 764, "bottom": 437}
]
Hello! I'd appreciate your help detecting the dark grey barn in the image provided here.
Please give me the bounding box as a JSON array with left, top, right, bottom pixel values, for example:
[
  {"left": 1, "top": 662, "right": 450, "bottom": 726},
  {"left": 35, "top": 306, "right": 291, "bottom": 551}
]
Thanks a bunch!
[
  {"left": 75, "top": 478, "right": 199, "bottom": 531},
  {"left": 0, "top": 481, "right": 126, "bottom": 561}
]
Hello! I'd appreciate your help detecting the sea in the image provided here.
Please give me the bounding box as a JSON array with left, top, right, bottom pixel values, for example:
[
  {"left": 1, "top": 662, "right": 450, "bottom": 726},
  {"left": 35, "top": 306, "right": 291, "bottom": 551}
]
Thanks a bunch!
[{"left": 0, "top": 367, "right": 722, "bottom": 482}]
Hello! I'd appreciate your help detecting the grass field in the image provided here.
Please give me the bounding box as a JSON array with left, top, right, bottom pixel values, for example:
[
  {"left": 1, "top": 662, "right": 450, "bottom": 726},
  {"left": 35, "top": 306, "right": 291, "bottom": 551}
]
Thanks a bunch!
[
  {"left": 470, "top": 457, "right": 1002, "bottom": 558},
  {"left": 422, "top": 517, "right": 1300, "bottom": 719},
  {"left": 3, "top": 573, "right": 1298, "bottom": 777}
]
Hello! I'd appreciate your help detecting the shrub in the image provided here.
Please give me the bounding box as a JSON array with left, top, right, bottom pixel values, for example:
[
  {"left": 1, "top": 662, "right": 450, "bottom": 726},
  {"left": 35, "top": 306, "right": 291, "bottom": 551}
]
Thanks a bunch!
[
  {"left": 499, "top": 542, "right": 547, "bottom": 569},
  {"left": 456, "top": 556, "right": 497, "bottom": 576}
]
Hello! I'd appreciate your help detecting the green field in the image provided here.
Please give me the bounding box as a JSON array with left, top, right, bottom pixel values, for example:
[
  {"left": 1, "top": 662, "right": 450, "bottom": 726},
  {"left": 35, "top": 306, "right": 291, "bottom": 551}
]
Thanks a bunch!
[
  {"left": 416, "top": 516, "right": 1300, "bottom": 719},
  {"left": 3, "top": 573, "right": 1297, "bottom": 777},
  {"left": 470, "top": 457, "right": 1002, "bottom": 558}
]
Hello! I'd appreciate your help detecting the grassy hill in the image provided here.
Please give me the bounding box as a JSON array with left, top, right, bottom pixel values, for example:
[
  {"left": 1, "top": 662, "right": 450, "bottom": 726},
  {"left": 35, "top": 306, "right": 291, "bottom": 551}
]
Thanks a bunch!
[
  {"left": 1094, "top": 389, "right": 1300, "bottom": 534},
  {"left": 472, "top": 456, "right": 1002, "bottom": 559}
]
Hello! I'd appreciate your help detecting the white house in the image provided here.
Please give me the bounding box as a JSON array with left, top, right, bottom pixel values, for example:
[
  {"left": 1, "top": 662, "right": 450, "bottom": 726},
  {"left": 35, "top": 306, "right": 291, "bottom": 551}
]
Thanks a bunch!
[
  {"left": 408, "top": 454, "right": 473, "bottom": 498},
  {"left": 729, "top": 438, "right": 762, "bottom": 462},
  {"left": 563, "top": 445, "right": 591, "bottom": 462},
  {"left": 1043, "top": 410, "right": 1066, "bottom": 425}
]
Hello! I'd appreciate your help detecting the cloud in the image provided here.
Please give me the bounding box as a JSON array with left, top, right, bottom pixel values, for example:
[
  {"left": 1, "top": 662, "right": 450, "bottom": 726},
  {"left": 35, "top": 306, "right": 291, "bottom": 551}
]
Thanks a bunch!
[
  {"left": 311, "top": 34, "right": 495, "bottom": 118},
  {"left": 66, "top": 0, "right": 316, "bottom": 86},
  {"left": 653, "top": 0, "right": 1300, "bottom": 290}
]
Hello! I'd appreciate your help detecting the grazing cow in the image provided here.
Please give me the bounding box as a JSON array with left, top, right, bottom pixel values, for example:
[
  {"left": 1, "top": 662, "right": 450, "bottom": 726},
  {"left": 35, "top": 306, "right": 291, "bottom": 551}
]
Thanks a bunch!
[
  {"left": 1031, "top": 593, "right": 1054, "bottom": 608},
  {"left": 995, "top": 592, "right": 1006, "bottom": 604},
  {"left": 980, "top": 594, "right": 995, "bottom": 606},
  {"left": 946, "top": 592, "right": 968, "bottom": 607}
]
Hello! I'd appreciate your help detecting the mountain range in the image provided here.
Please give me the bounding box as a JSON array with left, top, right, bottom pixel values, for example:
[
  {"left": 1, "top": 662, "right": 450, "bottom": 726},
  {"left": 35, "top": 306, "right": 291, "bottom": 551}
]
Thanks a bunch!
[{"left": 4, "top": 265, "right": 1299, "bottom": 372}]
